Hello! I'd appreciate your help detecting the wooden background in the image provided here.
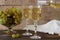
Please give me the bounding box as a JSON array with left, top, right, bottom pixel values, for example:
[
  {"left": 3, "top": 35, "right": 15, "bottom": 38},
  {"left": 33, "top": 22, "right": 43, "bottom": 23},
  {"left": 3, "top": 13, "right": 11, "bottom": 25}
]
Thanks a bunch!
[{"left": 0, "top": 0, "right": 60, "bottom": 30}]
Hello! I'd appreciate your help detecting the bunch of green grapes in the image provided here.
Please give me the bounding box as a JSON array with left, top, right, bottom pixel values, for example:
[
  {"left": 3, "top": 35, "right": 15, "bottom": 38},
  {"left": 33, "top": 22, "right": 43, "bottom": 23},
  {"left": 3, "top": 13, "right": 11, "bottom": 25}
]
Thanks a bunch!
[
  {"left": 0, "top": 11, "right": 7, "bottom": 25},
  {"left": 5, "top": 7, "right": 22, "bottom": 26},
  {"left": 11, "top": 7, "right": 22, "bottom": 25}
]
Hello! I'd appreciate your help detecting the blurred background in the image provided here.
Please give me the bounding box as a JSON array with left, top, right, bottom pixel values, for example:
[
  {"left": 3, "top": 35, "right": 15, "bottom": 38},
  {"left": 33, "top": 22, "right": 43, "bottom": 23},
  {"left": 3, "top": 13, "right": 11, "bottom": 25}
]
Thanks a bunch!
[{"left": 0, "top": 0, "right": 60, "bottom": 30}]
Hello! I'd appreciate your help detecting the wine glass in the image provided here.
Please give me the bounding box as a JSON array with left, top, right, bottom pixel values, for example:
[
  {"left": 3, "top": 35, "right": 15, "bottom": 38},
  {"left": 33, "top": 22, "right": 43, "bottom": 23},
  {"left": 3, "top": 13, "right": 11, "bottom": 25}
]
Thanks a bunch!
[
  {"left": 22, "top": 6, "right": 33, "bottom": 36},
  {"left": 30, "top": 6, "right": 42, "bottom": 39},
  {"left": 5, "top": 7, "right": 22, "bottom": 35}
]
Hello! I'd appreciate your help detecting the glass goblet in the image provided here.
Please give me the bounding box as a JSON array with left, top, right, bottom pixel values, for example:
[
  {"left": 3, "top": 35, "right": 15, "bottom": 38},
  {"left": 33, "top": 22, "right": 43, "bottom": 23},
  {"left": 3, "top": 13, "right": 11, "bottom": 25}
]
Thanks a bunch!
[
  {"left": 22, "top": 6, "right": 33, "bottom": 36},
  {"left": 30, "top": 6, "right": 42, "bottom": 39},
  {"left": 5, "top": 7, "right": 22, "bottom": 35}
]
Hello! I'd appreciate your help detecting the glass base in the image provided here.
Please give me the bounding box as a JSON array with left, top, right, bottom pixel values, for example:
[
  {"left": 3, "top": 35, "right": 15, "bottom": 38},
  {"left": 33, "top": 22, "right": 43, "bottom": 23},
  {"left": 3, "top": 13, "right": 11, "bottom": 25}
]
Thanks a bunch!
[
  {"left": 30, "top": 35, "right": 41, "bottom": 39},
  {"left": 22, "top": 32, "right": 32, "bottom": 36}
]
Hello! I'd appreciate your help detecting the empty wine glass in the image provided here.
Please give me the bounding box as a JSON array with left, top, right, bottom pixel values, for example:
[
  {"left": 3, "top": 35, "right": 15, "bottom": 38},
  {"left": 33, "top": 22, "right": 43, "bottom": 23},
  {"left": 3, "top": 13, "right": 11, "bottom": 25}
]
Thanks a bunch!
[
  {"left": 30, "top": 6, "right": 42, "bottom": 39},
  {"left": 22, "top": 5, "right": 33, "bottom": 36}
]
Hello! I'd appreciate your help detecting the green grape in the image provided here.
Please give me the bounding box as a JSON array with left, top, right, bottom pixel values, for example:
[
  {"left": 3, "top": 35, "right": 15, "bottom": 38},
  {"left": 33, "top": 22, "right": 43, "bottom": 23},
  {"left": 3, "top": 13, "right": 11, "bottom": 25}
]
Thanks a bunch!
[
  {"left": 0, "top": 11, "right": 3, "bottom": 16},
  {"left": 0, "top": 18, "right": 3, "bottom": 24},
  {"left": 2, "top": 18, "right": 6, "bottom": 24},
  {"left": 0, "top": 17, "right": 6, "bottom": 25},
  {"left": 12, "top": 7, "right": 17, "bottom": 13},
  {"left": 0, "top": 11, "right": 7, "bottom": 25}
]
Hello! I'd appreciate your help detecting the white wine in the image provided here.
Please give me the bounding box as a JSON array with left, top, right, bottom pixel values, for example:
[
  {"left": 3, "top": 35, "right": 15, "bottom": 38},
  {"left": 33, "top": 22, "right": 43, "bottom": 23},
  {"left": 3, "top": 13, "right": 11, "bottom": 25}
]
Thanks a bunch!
[
  {"left": 50, "top": 3, "right": 60, "bottom": 8},
  {"left": 32, "top": 7, "right": 41, "bottom": 21}
]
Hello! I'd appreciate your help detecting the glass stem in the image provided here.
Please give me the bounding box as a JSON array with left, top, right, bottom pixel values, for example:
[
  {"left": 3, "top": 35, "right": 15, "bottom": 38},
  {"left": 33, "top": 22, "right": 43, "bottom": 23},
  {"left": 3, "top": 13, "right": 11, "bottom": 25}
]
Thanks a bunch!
[
  {"left": 26, "top": 19, "right": 28, "bottom": 33},
  {"left": 8, "top": 28, "right": 12, "bottom": 32},
  {"left": 8, "top": 27, "right": 11, "bottom": 31},
  {"left": 34, "top": 21, "right": 37, "bottom": 35}
]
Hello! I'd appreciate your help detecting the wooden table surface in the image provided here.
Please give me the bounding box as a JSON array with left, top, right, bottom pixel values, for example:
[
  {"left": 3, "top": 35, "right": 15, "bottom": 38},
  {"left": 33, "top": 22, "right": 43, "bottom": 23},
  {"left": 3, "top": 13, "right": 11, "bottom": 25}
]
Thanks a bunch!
[{"left": 0, "top": 30, "right": 60, "bottom": 40}]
